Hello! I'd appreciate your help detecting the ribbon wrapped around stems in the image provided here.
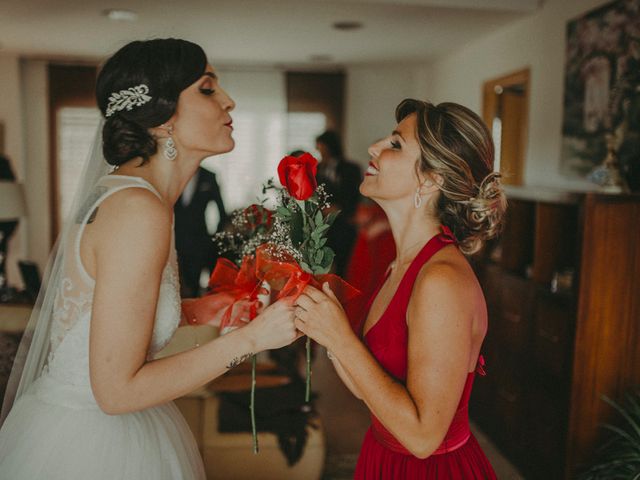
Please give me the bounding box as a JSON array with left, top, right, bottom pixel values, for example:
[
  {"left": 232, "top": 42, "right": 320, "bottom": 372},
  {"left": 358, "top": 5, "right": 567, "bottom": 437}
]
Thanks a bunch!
[
  {"left": 182, "top": 246, "right": 360, "bottom": 330},
  {"left": 182, "top": 256, "right": 266, "bottom": 333},
  {"left": 255, "top": 244, "right": 360, "bottom": 304}
]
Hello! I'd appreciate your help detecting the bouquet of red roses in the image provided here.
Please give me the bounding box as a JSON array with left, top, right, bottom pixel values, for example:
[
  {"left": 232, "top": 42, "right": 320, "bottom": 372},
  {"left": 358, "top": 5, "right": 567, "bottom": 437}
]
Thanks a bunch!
[{"left": 187, "top": 152, "right": 358, "bottom": 453}]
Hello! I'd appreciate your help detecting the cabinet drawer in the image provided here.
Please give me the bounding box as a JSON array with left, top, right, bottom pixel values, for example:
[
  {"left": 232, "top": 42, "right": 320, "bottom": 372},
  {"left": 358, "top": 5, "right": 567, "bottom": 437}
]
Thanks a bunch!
[
  {"left": 495, "top": 274, "right": 535, "bottom": 353},
  {"left": 491, "top": 352, "right": 528, "bottom": 447},
  {"left": 479, "top": 264, "right": 503, "bottom": 313},
  {"left": 524, "top": 384, "right": 567, "bottom": 479},
  {"left": 532, "top": 292, "right": 574, "bottom": 379}
]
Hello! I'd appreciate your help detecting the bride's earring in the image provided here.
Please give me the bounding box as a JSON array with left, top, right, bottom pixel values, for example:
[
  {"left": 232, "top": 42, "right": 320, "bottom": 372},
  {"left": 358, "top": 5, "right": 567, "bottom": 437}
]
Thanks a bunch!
[
  {"left": 163, "top": 125, "right": 177, "bottom": 161},
  {"left": 414, "top": 187, "right": 423, "bottom": 209}
]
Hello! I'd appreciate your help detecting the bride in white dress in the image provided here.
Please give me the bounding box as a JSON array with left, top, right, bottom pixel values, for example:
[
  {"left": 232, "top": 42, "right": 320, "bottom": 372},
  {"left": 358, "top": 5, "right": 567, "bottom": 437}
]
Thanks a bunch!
[{"left": 0, "top": 38, "right": 299, "bottom": 479}]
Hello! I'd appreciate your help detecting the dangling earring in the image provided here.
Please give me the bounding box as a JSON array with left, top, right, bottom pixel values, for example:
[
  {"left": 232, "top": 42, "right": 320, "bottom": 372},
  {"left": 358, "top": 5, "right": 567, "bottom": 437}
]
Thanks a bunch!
[
  {"left": 414, "top": 187, "right": 422, "bottom": 209},
  {"left": 163, "top": 125, "right": 177, "bottom": 161}
]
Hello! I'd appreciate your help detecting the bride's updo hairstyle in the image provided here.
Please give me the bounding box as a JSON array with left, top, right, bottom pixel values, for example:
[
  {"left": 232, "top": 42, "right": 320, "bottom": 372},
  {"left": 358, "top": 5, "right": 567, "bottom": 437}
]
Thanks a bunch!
[
  {"left": 96, "top": 38, "right": 207, "bottom": 166},
  {"left": 396, "top": 99, "right": 507, "bottom": 255}
]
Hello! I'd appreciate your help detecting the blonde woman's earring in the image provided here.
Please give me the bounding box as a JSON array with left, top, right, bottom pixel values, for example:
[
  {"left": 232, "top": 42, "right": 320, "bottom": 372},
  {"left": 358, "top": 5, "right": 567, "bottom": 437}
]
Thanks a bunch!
[
  {"left": 414, "top": 187, "right": 423, "bottom": 208},
  {"left": 163, "top": 125, "right": 177, "bottom": 161}
]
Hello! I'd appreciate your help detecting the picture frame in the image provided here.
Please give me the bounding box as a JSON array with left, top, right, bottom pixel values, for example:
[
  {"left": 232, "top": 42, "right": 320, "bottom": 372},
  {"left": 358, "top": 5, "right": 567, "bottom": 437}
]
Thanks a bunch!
[{"left": 560, "top": 0, "right": 640, "bottom": 186}]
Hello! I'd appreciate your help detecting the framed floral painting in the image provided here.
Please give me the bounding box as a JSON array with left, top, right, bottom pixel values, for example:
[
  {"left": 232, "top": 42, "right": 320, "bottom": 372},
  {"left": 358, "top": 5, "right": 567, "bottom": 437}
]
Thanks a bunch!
[{"left": 560, "top": 0, "right": 640, "bottom": 189}]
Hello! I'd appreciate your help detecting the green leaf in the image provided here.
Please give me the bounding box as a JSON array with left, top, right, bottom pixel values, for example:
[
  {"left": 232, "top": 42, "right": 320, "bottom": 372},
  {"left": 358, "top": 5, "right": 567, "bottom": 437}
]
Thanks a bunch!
[
  {"left": 316, "top": 223, "right": 330, "bottom": 235},
  {"left": 314, "top": 249, "right": 324, "bottom": 265},
  {"left": 300, "top": 261, "right": 312, "bottom": 273},
  {"left": 318, "top": 237, "right": 327, "bottom": 248},
  {"left": 321, "top": 247, "right": 335, "bottom": 268},
  {"left": 306, "top": 215, "right": 315, "bottom": 230},
  {"left": 315, "top": 210, "right": 323, "bottom": 225},
  {"left": 325, "top": 211, "right": 339, "bottom": 226},
  {"left": 313, "top": 264, "right": 330, "bottom": 275},
  {"left": 276, "top": 206, "right": 291, "bottom": 218}
]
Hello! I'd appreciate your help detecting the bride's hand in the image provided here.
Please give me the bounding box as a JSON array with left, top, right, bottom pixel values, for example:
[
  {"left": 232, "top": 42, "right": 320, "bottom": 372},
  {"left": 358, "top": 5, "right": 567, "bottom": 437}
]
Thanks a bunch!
[
  {"left": 245, "top": 298, "right": 300, "bottom": 351},
  {"left": 294, "top": 283, "right": 355, "bottom": 352}
]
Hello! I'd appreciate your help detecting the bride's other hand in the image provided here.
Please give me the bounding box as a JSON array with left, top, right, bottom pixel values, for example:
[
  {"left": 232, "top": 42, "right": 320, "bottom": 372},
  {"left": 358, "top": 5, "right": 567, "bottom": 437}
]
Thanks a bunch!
[
  {"left": 244, "top": 298, "right": 300, "bottom": 351},
  {"left": 294, "top": 283, "right": 355, "bottom": 352}
]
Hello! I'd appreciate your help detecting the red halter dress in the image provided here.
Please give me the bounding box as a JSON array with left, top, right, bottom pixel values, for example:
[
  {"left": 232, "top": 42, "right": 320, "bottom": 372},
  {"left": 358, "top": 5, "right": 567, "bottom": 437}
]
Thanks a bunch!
[{"left": 354, "top": 227, "right": 497, "bottom": 479}]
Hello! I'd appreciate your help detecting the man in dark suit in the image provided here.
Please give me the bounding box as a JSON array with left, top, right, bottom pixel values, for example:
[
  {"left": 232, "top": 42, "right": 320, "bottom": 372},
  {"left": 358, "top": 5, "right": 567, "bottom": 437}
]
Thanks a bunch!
[
  {"left": 174, "top": 167, "right": 227, "bottom": 297},
  {"left": 315, "top": 130, "right": 362, "bottom": 276}
]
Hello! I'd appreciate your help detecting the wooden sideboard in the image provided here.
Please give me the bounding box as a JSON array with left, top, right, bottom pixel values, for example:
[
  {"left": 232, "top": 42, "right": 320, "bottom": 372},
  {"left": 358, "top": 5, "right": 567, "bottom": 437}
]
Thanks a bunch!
[
  {"left": 469, "top": 187, "right": 640, "bottom": 479},
  {"left": 0, "top": 303, "right": 32, "bottom": 333}
]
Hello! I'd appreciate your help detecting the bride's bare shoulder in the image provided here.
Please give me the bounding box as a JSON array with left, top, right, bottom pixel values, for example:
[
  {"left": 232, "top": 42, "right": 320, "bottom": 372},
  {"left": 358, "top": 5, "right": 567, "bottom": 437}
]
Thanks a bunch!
[
  {"left": 87, "top": 187, "right": 171, "bottom": 251},
  {"left": 79, "top": 187, "right": 171, "bottom": 279}
]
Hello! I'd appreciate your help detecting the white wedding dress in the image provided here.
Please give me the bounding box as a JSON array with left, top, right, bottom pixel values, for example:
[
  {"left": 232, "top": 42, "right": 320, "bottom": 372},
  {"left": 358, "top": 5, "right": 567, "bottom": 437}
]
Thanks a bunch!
[{"left": 0, "top": 175, "right": 206, "bottom": 479}]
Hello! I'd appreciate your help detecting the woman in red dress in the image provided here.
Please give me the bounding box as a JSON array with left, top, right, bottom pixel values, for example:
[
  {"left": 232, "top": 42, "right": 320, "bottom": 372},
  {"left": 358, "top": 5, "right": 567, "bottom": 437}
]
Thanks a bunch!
[{"left": 294, "top": 99, "right": 506, "bottom": 479}]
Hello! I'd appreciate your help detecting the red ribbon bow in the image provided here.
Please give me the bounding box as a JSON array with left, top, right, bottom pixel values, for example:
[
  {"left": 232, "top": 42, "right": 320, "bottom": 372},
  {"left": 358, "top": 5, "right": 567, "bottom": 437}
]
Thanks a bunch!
[
  {"left": 183, "top": 256, "right": 266, "bottom": 331},
  {"left": 255, "top": 244, "right": 360, "bottom": 304},
  {"left": 185, "top": 245, "right": 360, "bottom": 331}
]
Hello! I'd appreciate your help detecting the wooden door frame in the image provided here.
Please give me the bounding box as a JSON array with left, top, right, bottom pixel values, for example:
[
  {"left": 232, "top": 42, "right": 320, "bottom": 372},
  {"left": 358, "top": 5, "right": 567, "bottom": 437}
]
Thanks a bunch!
[
  {"left": 286, "top": 71, "right": 345, "bottom": 137},
  {"left": 482, "top": 68, "right": 530, "bottom": 185}
]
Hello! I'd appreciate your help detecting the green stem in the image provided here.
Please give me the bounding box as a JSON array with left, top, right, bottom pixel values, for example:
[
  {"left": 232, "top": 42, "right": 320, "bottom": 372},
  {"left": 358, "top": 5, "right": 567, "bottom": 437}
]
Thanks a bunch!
[
  {"left": 295, "top": 198, "right": 313, "bottom": 402},
  {"left": 305, "top": 336, "right": 311, "bottom": 402},
  {"left": 251, "top": 355, "right": 259, "bottom": 454},
  {"left": 296, "top": 200, "right": 310, "bottom": 260}
]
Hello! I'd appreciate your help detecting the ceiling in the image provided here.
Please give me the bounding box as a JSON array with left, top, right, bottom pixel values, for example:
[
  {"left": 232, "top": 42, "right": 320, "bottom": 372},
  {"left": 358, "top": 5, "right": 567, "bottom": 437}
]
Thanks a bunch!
[{"left": 0, "top": 0, "right": 541, "bottom": 67}]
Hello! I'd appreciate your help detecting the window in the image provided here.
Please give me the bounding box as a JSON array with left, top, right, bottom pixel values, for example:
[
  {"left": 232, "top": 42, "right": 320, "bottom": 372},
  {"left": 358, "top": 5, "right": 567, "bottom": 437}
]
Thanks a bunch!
[
  {"left": 49, "top": 64, "right": 97, "bottom": 241},
  {"left": 286, "top": 112, "right": 326, "bottom": 158},
  {"left": 201, "top": 69, "right": 288, "bottom": 212},
  {"left": 56, "top": 107, "right": 101, "bottom": 223}
]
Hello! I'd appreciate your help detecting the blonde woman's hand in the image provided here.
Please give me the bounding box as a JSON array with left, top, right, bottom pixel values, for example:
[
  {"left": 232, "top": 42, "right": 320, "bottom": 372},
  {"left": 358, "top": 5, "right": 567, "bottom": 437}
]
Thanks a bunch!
[
  {"left": 294, "top": 283, "right": 355, "bottom": 353},
  {"left": 245, "top": 297, "right": 300, "bottom": 352}
]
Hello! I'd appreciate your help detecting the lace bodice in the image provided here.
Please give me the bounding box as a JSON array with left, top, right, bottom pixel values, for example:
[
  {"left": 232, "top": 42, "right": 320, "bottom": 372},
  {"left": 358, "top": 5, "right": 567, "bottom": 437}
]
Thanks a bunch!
[{"left": 47, "top": 175, "right": 181, "bottom": 387}]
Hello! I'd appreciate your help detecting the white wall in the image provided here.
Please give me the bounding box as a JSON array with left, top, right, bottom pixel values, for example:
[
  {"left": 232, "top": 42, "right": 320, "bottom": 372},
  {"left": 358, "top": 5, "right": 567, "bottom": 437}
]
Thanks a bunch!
[
  {"left": 344, "top": 63, "right": 430, "bottom": 165},
  {"left": 426, "top": 0, "right": 608, "bottom": 189},
  {"left": 0, "top": 53, "right": 26, "bottom": 287}
]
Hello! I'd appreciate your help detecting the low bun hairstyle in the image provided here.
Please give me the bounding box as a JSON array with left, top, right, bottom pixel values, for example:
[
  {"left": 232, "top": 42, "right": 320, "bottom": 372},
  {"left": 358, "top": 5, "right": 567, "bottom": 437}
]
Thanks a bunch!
[
  {"left": 96, "top": 38, "right": 208, "bottom": 166},
  {"left": 396, "top": 99, "right": 507, "bottom": 255}
]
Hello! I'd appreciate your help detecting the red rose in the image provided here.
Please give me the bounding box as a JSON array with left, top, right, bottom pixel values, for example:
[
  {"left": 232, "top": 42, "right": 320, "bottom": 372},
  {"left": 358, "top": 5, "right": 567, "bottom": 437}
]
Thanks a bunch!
[{"left": 277, "top": 152, "right": 318, "bottom": 201}]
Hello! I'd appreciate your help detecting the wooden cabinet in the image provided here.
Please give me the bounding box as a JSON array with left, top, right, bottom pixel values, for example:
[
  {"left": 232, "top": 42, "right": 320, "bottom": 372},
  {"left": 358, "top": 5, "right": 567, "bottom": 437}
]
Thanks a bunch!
[{"left": 469, "top": 187, "right": 640, "bottom": 479}]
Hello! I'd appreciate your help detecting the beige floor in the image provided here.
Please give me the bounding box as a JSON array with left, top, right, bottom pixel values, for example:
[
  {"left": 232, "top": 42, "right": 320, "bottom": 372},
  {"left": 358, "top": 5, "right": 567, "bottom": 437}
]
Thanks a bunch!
[{"left": 313, "top": 346, "right": 524, "bottom": 479}]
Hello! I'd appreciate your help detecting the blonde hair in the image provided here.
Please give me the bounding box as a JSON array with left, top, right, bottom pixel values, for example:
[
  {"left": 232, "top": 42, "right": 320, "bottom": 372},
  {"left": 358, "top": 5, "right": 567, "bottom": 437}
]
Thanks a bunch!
[{"left": 396, "top": 99, "right": 507, "bottom": 255}]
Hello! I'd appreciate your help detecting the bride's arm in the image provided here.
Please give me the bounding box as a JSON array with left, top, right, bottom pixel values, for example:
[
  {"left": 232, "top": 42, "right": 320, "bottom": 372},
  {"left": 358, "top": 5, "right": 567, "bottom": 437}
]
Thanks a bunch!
[{"left": 88, "top": 190, "right": 297, "bottom": 415}]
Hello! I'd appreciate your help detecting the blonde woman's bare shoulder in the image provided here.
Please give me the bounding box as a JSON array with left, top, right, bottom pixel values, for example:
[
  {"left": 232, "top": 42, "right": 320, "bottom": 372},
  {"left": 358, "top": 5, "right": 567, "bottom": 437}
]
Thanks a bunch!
[{"left": 410, "top": 259, "right": 478, "bottom": 320}]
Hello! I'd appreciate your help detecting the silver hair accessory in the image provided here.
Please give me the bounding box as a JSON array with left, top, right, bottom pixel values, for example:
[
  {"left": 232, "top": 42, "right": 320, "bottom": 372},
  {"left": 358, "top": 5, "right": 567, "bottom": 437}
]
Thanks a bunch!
[
  {"left": 105, "top": 84, "right": 152, "bottom": 118},
  {"left": 163, "top": 125, "right": 177, "bottom": 161}
]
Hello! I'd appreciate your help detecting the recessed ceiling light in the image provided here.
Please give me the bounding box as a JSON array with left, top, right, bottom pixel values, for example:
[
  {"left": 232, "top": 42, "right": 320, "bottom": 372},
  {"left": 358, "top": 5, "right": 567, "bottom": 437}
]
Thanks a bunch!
[
  {"left": 309, "top": 54, "right": 334, "bottom": 63},
  {"left": 332, "top": 21, "right": 363, "bottom": 31},
  {"left": 103, "top": 9, "right": 139, "bottom": 22}
]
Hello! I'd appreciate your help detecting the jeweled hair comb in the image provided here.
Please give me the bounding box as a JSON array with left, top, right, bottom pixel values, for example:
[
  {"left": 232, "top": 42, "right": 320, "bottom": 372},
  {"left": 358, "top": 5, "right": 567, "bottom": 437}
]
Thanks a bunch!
[{"left": 105, "top": 84, "right": 152, "bottom": 118}]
